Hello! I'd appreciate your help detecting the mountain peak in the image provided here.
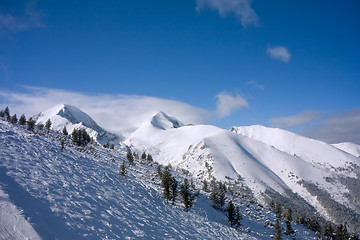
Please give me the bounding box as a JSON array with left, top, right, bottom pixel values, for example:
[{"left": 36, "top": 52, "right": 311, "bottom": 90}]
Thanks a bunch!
[{"left": 150, "top": 111, "right": 184, "bottom": 130}]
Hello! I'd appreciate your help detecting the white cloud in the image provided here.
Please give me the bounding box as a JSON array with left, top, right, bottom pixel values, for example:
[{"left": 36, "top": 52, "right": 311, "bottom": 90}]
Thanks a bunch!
[
  {"left": 247, "top": 80, "right": 264, "bottom": 90},
  {"left": 196, "top": 0, "right": 259, "bottom": 27},
  {"left": 269, "top": 111, "right": 321, "bottom": 129},
  {"left": 304, "top": 109, "right": 360, "bottom": 144},
  {"left": 0, "top": 87, "right": 215, "bottom": 136},
  {"left": 266, "top": 45, "right": 291, "bottom": 63},
  {"left": 215, "top": 92, "right": 248, "bottom": 117},
  {"left": 0, "top": 0, "right": 43, "bottom": 32}
]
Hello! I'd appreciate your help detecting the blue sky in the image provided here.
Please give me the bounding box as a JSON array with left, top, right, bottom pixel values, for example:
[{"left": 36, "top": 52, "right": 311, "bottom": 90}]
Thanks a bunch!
[{"left": 0, "top": 0, "right": 359, "bottom": 143}]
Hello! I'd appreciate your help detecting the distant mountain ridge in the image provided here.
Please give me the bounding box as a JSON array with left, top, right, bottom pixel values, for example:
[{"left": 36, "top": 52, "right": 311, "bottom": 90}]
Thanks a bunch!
[{"left": 34, "top": 104, "right": 123, "bottom": 146}]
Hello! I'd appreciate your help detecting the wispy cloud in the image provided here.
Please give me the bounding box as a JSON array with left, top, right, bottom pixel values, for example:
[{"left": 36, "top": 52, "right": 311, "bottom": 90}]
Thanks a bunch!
[
  {"left": 195, "top": 0, "right": 259, "bottom": 27},
  {"left": 269, "top": 111, "right": 321, "bottom": 129},
  {"left": 247, "top": 80, "right": 264, "bottom": 90},
  {"left": 266, "top": 45, "right": 291, "bottom": 63},
  {"left": 0, "top": 0, "right": 44, "bottom": 32},
  {"left": 303, "top": 109, "right": 360, "bottom": 144},
  {"left": 215, "top": 92, "right": 248, "bottom": 117},
  {"left": 0, "top": 87, "right": 249, "bottom": 135},
  {"left": 269, "top": 109, "right": 360, "bottom": 145}
]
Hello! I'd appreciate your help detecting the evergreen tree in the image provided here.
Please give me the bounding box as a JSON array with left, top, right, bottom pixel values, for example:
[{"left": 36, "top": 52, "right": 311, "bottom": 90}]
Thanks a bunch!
[
  {"left": 141, "top": 151, "right": 147, "bottom": 160},
  {"left": 120, "top": 161, "right": 126, "bottom": 176},
  {"left": 4, "top": 106, "right": 10, "bottom": 120},
  {"left": 110, "top": 144, "right": 114, "bottom": 149},
  {"left": 190, "top": 177, "right": 195, "bottom": 190},
  {"left": 202, "top": 179, "right": 208, "bottom": 192},
  {"left": 72, "top": 129, "right": 79, "bottom": 144},
  {"left": 71, "top": 128, "right": 91, "bottom": 146},
  {"left": 103, "top": 142, "right": 109, "bottom": 148},
  {"left": 171, "top": 176, "right": 177, "bottom": 204},
  {"left": 284, "top": 208, "right": 294, "bottom": 235},
  {"left": 270, "top": 199, "right": 275, "bottom": 210},
  {"left": 45, "top": 118, "right": 52, "bottom": 131},
  {"left": 336, "top": 224, "right": 347, "bottom": 240},
  {"left": 323, "top": 222, "right": 334, "bottom": 239},
  {"left": 61, "top": 139, "right": 65, "bottom": 152},
  {"left": 38, "top": 123, "right": 44, "bottom": 130},
  {"left": 157, "top": 165, "right": 162, "bottom": 179},
  {"left": 275, "top": 202, "right": 282, "bottom": 219},
  {"left": 234, "top": 206, "right": 242, "bottom": 229},
  {"left": 62, "top": 126, "right": 68, "bottom": 135},
  {"left": 181, "top": 178, "right": 192, "bottom": 211},
  {"left": 210, "top": 179, "right": 219, "bottom": 209},
  {"left": 27, "top": 117, "right": 35, "bottom": 131},
  {"left": 0, "top": 109, "right": 4, "bottom": 118},
  {"left": 10, "top": 114, "right": 17, "bottom": 124},
  {"left": 127, "top": 149, "right": 134, "bottom": 165},
  {"left": 147, "top": 153, "right": 153, "bottom": 162},
  {"left": 274, "top": 218, "right": 282, "bottom": 240},
  {"left": 19, "top": 114, "right": 26, "bottom": 125},
  {"left": 161, "top": 166, "right": 172, "bottom": 202},
  {"left": 218, "top": 182, "right": 226, "bottom": 208},
  {"left": 227, "top": 200, "right": 235, "bottom": 227},
  {"left": 309, "top": 216, "right": 321, "bottom": 233}
]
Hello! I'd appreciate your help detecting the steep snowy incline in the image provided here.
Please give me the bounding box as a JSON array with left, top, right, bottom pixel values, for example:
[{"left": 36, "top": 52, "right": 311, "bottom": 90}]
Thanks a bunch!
[
  {"left": 35, "top": 104, "right": 122, "bottom": 146},
  {"left": 332, "top": 142, "right": 360, "bottom": 157}
]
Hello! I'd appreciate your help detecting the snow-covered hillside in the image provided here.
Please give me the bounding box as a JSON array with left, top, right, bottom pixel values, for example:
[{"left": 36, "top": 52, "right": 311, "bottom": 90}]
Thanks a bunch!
[
  {"left": 34, "top": 104, "right": 122, "bottom": 146},
  {"left": 0, "top": 119, "right": 317, "bottom": 239},
  {"left": 332, "top": 142, "right": 360, "bottom": 158},
  {"left": 125, "top": 113, "right": 360, "bottom": 234}
]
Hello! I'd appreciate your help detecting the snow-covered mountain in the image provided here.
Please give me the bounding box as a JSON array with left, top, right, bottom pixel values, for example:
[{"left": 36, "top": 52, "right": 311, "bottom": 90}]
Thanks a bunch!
[
  {"left": 34, "top": 104, "right": 122, "bottom": 146},
  {"left": 125, "top": 113, "right": 360, "bottom": 234},
  {"left": 0, "top": 119, "right": 318, "bottom": 239},
  {"left": 332, "top": 142, "right": 360, "bottom": 158}
]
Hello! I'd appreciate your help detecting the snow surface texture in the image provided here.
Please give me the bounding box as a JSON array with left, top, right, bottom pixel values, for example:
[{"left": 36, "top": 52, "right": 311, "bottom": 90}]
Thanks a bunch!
[
  {"left": 0, "top": 120, "right": 317, "bottom": 239},
  {"left": 125, "top": 114, "right": 360, "bottom": 234},
  {"left": 34, "top": 104, "right": 122, "bottom": 146},
  {"left": 332, "top": 142, "right": 360, "bottom": 157}
]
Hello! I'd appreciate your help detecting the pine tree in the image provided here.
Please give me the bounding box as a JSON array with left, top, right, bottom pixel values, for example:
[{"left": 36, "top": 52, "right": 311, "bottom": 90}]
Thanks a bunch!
[
  {"left": 45, "top": 118, "right": 52, "bottom": 131},
  {"left": 0, "top": 109, "right": 4, "bottom": 118},
  {"left": 275, "top": 202, "right": 282, "bottom": 219},
  {"left": 270, "top": 199, "right": 275, "bottom": 210},
  {"left": 141, "top": 152, "right": 147, "bottom": 160},
  {"left": 61, "top": 139, "right": 65, "bottom": 152},
  {"left": 171, "top": 176, "right": 177, "bottom": 204},
  {"left": 120, "top": 161, "right": 126, "bottom": 176},
  {"left": 127, "top": 149, "right": 134, "bottom": 165},
  {"left": 202, "top": 179, "right": 208, "bottom": 192},
  {"left": 38, "top": 123, "right": 44, "bottom": 130},
  {"left": 227, "top": 200, "right": 235, "bottom": 227},
  {"left": 323, "top": 222, "right": 333, "bottom": 239},
  {"left": 62, "top": 126, "right": 68, "bottom": 135},
  {"left": 181, "top": 178, "right": 192, "bottom": 211},
  {"left": 10, "top": 114, "right": 17, "bottom": 124},
  {"left": 210, "top": 179, "right": 219, "bottom": 209},
  {"left": 274, "top": 218, "right": 282, "bottom": 240},
  {"left": 147, "top": 153, "right": 153, "bottom": 162},
  {"left": 27, "top": 117, "right": 35, "bottom": 131},
  {"left": 161, "top": 166, "right": 172, "bottom": 202},
  {"left": 4, "top": 106, "right": 10, "bottom": 120},
  {"left": 336, "top": 224, "right": 347, "bottom": 240},
  {"left": 19, "top": 114, "right": 26, "bottom": 125},
  {"left": 284, "top": 208, "right": 293, "bottom": 235},
  {"left": 157, "top": 165, "right": 162, "bottom": 179},
  {"left": 72, "top": 129, "right": 79, "bottom": 145},
  {"left": 234, "top": 206, "right": 242, "bottom": 229},
  {"left": 110, "top": 144, "right": 114, "bottom": 149}
]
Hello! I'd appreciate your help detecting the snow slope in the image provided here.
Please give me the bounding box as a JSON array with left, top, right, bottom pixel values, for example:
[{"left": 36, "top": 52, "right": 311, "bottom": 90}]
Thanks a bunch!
[
  {"left": 34, "top": 104, "right": 122, "bottom": 146},
  {"left": 0, "top": 119, "right": 317, "bottom": 239},
  {"left": 125, "top": 114, "right": 360, "bottom": 234},
  {"left": 332, "top": 142, "right": 360, "bottom": 157}
]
